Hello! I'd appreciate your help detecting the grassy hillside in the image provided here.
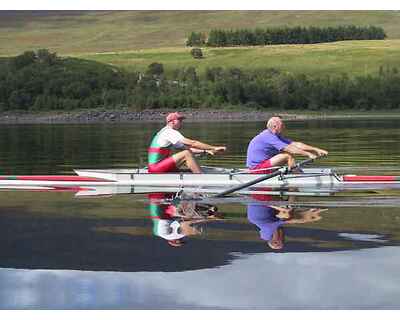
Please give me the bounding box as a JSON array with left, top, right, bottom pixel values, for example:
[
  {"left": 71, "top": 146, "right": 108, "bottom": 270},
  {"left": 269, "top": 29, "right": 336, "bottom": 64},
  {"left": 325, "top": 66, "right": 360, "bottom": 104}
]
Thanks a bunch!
[
  {"left": 76, "top": 39, "right": 400, "bottom": 77},
  {"left": 1, "top": 10, "right": 400, "bottom": 55}
]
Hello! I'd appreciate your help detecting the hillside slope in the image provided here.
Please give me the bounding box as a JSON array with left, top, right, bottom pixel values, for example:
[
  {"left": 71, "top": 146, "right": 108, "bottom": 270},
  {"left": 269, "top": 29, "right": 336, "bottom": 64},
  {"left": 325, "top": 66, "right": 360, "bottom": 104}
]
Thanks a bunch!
[{"left": 1, "top": 10, "right": 400, "bottom": 55}]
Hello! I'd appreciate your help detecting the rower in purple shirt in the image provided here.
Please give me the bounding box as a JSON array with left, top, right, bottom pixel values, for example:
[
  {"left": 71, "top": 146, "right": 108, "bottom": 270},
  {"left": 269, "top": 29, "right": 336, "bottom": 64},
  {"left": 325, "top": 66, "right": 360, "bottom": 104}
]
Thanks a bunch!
[
  {"left": 246, "top": 116, "right": 328, "bottom": 173},
  {"left": 247, "top": 203, "right": 325, "bottom": 250},
  {"left": 247, "top": 204, "right": 287, "bottom": 249}
]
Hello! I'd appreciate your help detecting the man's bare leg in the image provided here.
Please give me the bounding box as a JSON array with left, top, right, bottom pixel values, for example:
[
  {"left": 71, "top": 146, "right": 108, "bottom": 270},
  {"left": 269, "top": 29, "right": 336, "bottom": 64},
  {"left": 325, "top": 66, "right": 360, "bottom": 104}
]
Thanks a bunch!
[
  {"left": 172, "top": 150, "right": 202, "bottom": 173},
  {"left": 269, "top": 152, "right": 295, "bottom": 169}
]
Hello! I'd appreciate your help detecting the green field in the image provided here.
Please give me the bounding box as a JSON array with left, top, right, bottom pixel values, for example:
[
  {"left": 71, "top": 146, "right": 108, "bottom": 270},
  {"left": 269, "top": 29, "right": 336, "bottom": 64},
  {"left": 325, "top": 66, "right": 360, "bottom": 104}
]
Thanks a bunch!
[
  {"left": 1, "top": 11, "right": 400, "bottom": 77},
  {"left": 74, "top": 39, "right": 400, "bottom": 77},
  {"left": 1, "top": 10, "right": 400, "bottom": 54}
]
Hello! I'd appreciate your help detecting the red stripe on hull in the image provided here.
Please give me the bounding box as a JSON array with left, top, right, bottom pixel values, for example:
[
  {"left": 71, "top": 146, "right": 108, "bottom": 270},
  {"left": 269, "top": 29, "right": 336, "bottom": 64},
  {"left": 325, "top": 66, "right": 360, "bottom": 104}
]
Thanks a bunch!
[
  {"left": 343, "top": 175, "right": 399, "bottom": 182},
  {"left": 0, "top": 186, "right": 94, "bottom": 192},
  {"left": 0, "top": 175, "right": 110, "bottom": 182}
]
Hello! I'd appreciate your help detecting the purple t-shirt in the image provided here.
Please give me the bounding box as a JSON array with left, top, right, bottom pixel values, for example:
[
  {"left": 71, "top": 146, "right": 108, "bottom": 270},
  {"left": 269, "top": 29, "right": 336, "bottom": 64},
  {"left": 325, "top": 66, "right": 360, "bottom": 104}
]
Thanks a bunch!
[
  {"left": 246, "top": 129, "right": 292, "bottom": 168},
  {"left": 247, "top": 204, "right": 286, "bottom": 241}
]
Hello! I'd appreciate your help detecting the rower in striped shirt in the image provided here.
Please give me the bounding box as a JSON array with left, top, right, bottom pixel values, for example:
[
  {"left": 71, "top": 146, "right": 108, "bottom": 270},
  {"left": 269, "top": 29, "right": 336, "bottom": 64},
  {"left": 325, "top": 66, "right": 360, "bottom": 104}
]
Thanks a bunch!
[{"left": 148, "top": 112, "right": 226, "bottom": 173}]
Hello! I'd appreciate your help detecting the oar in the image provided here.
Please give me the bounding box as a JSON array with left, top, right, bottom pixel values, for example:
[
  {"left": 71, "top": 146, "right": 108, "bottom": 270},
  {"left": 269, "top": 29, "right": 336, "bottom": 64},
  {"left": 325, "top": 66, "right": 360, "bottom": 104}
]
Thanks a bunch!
[{"left": 213, "top": 157, "right": 318, "bottom": 198}]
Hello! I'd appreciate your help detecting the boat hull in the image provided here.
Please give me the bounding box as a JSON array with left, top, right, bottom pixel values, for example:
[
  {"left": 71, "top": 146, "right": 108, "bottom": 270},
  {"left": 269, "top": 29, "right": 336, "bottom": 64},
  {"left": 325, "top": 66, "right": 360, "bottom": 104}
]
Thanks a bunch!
[
  {"left": 72, "top": 168, "right": 340, "bottom": 189},
  {"left": 1, "top": 167, "right": 400, "bottom": 195}
]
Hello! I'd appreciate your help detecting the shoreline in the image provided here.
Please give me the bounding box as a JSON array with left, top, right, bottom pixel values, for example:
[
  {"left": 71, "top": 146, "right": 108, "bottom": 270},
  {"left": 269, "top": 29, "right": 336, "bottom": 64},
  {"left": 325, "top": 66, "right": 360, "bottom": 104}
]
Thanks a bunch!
[{"left": 0, "top": 108, "right": 398, "bottom": 124}]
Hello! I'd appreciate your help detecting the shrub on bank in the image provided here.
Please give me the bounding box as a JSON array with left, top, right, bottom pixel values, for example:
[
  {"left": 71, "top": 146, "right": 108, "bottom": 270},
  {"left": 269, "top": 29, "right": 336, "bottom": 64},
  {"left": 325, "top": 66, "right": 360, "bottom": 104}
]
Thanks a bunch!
[{"left": 190, "top": 48, "right": 203, "bottom": 59}]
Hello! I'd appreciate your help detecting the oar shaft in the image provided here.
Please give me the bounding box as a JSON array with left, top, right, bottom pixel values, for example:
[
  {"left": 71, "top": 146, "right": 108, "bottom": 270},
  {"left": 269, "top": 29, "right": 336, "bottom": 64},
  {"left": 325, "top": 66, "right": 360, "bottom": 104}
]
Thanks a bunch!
[
  {"left": 214, "top": 169, "right": 284, "bottom": 198},
  {"left": 213, "top": 157, "right": 316, "bottom": 198}
]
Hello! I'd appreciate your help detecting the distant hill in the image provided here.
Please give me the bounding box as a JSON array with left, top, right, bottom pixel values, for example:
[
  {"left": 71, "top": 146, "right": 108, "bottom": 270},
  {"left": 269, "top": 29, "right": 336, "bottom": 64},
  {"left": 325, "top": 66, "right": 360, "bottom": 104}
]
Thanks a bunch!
[{"left": 1, "top": 10, "right": 400, "bottom": 55}]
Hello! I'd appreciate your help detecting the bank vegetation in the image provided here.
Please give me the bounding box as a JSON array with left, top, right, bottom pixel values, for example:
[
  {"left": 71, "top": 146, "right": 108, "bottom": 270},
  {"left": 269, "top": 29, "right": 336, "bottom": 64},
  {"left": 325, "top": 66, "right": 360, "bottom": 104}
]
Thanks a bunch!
[{"left": 1, "top": 49, "right": 400, "bottom": 112}]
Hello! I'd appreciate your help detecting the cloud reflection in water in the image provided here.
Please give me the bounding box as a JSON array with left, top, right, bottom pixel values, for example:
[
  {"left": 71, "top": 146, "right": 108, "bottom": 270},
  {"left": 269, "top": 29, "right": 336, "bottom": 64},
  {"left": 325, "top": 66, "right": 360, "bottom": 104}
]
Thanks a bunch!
[{"left": 1, "top": 246, "right": 400, "bottom": 309}]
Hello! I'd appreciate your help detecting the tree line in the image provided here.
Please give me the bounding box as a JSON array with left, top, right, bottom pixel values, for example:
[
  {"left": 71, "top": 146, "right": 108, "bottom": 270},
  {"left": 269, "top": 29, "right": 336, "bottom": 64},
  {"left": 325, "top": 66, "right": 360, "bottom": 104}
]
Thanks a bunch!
[
  {"left": 0, "top": 49, "right": 133, "bottom": 111},
  {"left": 1, "top": 49, "right": 400, "bottom": 112},
  {"left": 186, "top": 25, "right": 386, "bottom": 47}
]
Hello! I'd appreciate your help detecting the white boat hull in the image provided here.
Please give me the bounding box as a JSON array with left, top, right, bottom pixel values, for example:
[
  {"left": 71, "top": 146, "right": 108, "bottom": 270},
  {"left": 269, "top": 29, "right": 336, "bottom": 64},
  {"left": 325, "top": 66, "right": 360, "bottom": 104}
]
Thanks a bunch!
[
  {"left": 1, "top": 167, "right": 400, "bottom": 196},
  {"left": 72, "top": 167, "right": 340, "bottom": 189}
]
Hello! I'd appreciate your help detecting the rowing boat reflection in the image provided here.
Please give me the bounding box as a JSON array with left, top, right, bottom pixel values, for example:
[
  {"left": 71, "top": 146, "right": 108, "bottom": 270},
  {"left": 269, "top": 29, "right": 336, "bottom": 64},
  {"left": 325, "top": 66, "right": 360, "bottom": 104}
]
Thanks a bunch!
[{"left": 142, "top": 191, "right": 327, "bottom": 250}]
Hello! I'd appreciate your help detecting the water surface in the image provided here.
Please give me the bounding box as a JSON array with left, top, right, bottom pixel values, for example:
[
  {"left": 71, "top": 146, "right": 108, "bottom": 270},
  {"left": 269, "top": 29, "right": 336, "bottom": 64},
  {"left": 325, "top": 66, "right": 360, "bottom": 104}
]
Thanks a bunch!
[{"left": 1, "top": 118, "right": 400, "bottom": 309}]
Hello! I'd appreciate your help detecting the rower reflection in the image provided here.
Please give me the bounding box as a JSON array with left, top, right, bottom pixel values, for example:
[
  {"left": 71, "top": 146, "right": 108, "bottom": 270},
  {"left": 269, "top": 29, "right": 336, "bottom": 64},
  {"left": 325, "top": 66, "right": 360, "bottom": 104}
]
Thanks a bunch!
[
  {"left": 148, "top": 193, "right": 223, "bottom": 247},
  {"left": 247, "top": 202, "right": 325, "bottom": 250}
]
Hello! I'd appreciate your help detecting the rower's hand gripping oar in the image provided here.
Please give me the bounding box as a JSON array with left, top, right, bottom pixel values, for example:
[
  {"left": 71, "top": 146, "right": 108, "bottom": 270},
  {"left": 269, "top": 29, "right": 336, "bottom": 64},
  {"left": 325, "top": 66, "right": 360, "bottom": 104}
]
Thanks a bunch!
[{"left": 213, "top": 157, "right": 320, "bottom": 198}]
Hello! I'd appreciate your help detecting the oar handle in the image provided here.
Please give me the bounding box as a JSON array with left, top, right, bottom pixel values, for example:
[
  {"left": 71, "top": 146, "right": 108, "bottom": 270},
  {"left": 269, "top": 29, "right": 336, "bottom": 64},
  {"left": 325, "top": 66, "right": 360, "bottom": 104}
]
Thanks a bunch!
[{"left": 290, "top": 157, "right": 317, "bottom": 172}]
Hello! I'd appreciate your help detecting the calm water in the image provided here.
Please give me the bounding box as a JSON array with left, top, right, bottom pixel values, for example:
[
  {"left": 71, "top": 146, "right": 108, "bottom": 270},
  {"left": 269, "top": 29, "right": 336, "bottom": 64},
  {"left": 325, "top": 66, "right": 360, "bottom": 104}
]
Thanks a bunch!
[{"left": 1, "top": 118, "right": 400, "bottom": 309}]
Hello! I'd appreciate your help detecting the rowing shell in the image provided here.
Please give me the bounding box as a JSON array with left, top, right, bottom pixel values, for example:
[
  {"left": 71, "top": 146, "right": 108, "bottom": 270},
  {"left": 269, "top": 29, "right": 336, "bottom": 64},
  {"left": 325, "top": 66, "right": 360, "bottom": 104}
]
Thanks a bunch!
[
  {"left": 74, "top": 167, "right": 400, "bottom": 191},
  {"left": 1, "top": 167, "right": 400, "bottom": 196}
]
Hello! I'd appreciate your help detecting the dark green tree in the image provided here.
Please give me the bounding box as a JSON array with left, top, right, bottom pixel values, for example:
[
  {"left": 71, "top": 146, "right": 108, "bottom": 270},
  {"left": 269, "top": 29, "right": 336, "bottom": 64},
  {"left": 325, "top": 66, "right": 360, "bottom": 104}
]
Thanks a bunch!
[
  {"left": 186, "top": 32, "right": 206, "bottom": 46},
  {"left": 11, "top": 51, "right": 36, "bottom": 70},
  {"left": 146, "top": 62, "right": 164, "bottom": 79},
  {"left": 190, "top": 48, "right": 203, "bottom": 59}
]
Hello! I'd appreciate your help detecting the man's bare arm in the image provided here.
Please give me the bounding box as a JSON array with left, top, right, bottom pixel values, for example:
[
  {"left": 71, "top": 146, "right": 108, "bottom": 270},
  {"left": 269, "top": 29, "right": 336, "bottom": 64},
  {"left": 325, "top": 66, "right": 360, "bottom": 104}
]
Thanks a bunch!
[
  {"left": 181, "top": 137, "right": 226, "bottom": 153},
  {"left": 291, "top": 142, "right": 328, "bottom": 156},
  {"left": 283, "top": 143, "right": 317, "bottom": 159}
]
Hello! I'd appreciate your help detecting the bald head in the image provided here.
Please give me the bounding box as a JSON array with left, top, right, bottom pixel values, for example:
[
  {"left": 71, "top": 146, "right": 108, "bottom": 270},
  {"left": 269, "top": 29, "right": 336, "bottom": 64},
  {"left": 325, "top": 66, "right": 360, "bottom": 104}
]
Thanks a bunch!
[
  {"left": 266, "top": 117, "right": 284, "bottom": 134},
  {"left": 267, "top": 227, "right": 285, "bottom": 250}
]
